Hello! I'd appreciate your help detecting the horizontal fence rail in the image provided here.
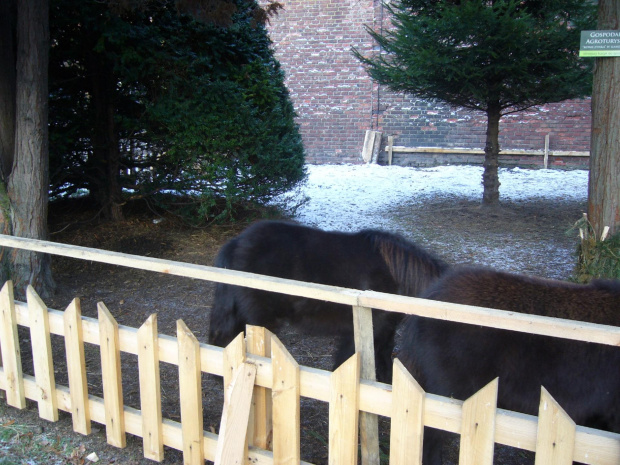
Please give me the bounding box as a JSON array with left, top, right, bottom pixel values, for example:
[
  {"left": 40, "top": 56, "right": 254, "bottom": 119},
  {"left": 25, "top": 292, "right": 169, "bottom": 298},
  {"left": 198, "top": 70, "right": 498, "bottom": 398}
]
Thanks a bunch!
[
  {"left": 1, "top": 234, "right": 619, "bottom": 346},
  {"left": 0, "top": 235, "right": 620, "bottom": 465}
]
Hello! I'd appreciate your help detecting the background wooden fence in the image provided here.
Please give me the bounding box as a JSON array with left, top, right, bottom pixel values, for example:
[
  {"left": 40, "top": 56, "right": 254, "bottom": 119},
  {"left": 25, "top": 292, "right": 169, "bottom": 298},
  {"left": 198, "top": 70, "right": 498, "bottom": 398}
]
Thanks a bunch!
[{"left": 0, "top": 235, "right": 620, "bottom": 465}]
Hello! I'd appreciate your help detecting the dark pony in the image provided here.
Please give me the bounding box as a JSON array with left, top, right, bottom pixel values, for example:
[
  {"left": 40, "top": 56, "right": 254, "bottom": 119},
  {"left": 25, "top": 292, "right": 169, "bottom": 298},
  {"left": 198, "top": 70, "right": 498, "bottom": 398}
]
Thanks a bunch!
[
  {"left": 397, "top": 266, "right": 620, "bottom": 464},
  {"left": 209, "top": 220, "right": 448, "bottom": 382}
]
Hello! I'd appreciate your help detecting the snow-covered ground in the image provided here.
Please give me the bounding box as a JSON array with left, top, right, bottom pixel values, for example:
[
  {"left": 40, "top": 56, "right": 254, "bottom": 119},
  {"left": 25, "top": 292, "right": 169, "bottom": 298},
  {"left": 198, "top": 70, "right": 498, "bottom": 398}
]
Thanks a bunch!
[
  {"left": 277, "top": 164, "right": 587, "bottom": 230},
  {"left": 274, "top": 164, "right": 589, "bottom": 278}
]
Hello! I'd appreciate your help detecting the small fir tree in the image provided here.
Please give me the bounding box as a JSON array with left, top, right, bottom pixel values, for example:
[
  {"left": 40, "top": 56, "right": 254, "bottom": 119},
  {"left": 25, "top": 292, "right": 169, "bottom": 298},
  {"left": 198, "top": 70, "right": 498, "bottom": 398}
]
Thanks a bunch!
[{"left": 354, "top": 0, "right": 596, "bottom": 204}]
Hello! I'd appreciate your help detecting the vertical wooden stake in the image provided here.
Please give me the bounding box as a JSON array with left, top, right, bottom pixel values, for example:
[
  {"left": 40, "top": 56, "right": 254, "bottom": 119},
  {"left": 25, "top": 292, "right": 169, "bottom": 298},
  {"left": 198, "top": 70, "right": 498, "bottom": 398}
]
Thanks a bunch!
[
  {"left": 27, "top": 286, "right": 58, "bottom": 421},
  {"left": 98, "top": 302, "right": 126, "bottom": 448},
  {"left": 221, "top": 333, "right": 247, "bottom": 462},
  {"left": 389, "top": 359, "right": 425, "bottom": 465},
  {"left": 64, "top": 298, "right": 91, "bottom": 434},
  {"left": 177, "top": 319, "right": 204, "bottom": 465},
  {"left": 329, "top": 354, "right": 360, "bottom": 465},
  {"left": 138, "top": 314, "right": 164, "bottom": 461},
  {"left": 544, "top": 134, "right": 550, "bottom": 169},
  {"left": 459, "top": 378, "right": 498, "bottom": 465},
  {"left": 272, "top": 335, "right": 300, "bottom": 465},
  {"left": 388, "top": 135, "right": 394, "bottom": 166},
  {"left": 223, "top": 332, "right": 246, "bottom": 391},
  {"left": 247, "top": 325, "right": 273, "bottom": 451},
  {"left": 352, "top": 305, "right": 379, "bottom": 465},
  {"left": 535, "top": 388, "right": 576, "bottom": 465},
  {"left": 0, "top": 282, "right": 25, "bottom": 409}
]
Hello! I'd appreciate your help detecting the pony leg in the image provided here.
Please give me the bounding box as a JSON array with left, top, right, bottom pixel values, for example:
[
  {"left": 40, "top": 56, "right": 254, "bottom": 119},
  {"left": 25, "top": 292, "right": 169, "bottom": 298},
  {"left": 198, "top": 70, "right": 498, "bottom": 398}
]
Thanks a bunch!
[{"left": 422, "top": 427, "right": 447, "bottom": 465}]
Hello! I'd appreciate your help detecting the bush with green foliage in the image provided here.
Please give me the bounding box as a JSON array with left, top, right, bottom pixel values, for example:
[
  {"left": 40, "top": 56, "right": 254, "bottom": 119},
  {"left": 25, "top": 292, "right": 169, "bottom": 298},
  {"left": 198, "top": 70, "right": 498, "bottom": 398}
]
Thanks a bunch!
[
  {"left": 571, "top": 217, "right": 620, "bottom": 283},
  {"left": 49, "top": 0, "right": 305, "bottom": 222}
]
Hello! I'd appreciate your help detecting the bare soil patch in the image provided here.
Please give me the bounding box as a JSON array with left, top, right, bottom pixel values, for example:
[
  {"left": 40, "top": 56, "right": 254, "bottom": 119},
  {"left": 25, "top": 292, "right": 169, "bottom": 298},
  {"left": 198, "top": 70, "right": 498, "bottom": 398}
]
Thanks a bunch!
[{"left": 0, "top": 194, "right": 586, "bottom": 464}]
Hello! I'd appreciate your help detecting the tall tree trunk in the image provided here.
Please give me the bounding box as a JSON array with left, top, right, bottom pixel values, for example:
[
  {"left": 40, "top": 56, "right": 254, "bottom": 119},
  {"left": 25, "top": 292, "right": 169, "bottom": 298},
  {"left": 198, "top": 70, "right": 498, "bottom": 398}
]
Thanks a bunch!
[
  {"left": 588, "top": 0, "right": 620, "bottom": 238},
  {"left": 0, "top": 0, "right": 16, "bottom": 180},
  {"left": 482, "top": 104, "right": 502, "bottom": 205},
  {"left": 0, "top": 0, "right": 17, "bottom": 278},
  {"left": 1, "top": 0, "right": 55, "bottom": 299},
  {"left": 89, "top": 51, "right": 124, "bottom": 221}
]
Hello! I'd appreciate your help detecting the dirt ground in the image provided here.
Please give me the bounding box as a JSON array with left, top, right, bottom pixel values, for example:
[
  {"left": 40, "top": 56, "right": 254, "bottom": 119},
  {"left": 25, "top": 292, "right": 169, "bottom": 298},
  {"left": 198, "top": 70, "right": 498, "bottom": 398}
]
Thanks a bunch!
[{"left": 0, "top": 193, "right": 587, "bottom": 464}]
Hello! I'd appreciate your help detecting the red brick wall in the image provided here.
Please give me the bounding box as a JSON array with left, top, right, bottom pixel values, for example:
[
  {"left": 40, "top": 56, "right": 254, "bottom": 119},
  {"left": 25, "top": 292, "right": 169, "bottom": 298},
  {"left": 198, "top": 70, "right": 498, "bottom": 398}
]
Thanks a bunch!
[{"left": 265, "top": 1, "right": 592, "bottom": 165}]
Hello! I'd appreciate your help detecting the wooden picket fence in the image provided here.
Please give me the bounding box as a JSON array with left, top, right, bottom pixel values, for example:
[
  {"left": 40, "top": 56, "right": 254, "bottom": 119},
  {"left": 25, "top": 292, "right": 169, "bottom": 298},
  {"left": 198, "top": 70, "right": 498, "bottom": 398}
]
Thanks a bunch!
[{"left": 1, "top": 234, "right": 620, "bottom": 465}]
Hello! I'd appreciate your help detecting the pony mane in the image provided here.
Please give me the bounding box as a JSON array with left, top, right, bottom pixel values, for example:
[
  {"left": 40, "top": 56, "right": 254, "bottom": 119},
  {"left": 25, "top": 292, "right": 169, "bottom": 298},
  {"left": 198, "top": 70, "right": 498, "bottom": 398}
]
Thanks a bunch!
[{"left": 360, "top": 229, "right": 448, "bottom": 297}]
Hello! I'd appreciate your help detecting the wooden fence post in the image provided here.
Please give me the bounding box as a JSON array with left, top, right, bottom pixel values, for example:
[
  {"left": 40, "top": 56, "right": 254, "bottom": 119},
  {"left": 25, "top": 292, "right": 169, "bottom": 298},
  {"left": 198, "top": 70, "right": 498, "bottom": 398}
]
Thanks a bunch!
[
  {"left": 271, "top": 334, "right": 300, "bottom": 465},
  {"left": 0, "top": 281, "right": 25, "bottom": 409},
  {"left": 247, "top": 325, "right": 273, "bottom": 451},
  {"left": 329, "top": 353, "right": 360, "bottom": 465},
  {"left": 353, "top": 305, "right": 380, "bottom": 465},
  {"left": 63, "top": 298, "right": 91, "bottom": 434},
  {"left": 459, "top": 378, "right": 498, "bottom": 465},
  {"left": 27, "top": 286, "right": 58, "bottom": 422},
  {"left": 138, "top": 314, "right": 163, "bottom": 461},
  {"left": 98, "top": 303, "right": 126, "bottom": 448},
  {"left": 535, "top": 388, "right": 576, "bottom": 465},
  {"left": 177, "top": 319, "right": 204, "bottom": 465},
  {"left": 389, "top": 359, "right": 425, "bottom": 465}
]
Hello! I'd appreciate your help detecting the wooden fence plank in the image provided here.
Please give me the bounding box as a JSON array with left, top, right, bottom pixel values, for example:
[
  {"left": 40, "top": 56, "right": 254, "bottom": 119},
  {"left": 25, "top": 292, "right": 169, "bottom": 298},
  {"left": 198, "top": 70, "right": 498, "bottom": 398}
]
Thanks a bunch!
[
  {"left": 389, "top": 359, "right": 424, "bottom": 465},
  {"left": 137, "top": 314, "right": 164, "bottom": 461},
  {"left": 247, "top": 325, "right": 273, "bottom": 451},
  {"left": 27, "top": 286, "right": 58, "bottom": 421},
  {"left": 329, "top": 354, "right": 360, "bottom": 465},
  {"left": 98, "top": 302, "right": 126, "bottom": 448},
  {"left": 535, "top": 388, "right": 576, "bottom": 465},
  {"left": 223, "top": 333, "right": 246, "bottom": 390},
  {"left": 215, "top": 362, "right": 257, "bottom": 465},
  {"left": 3, "top": 235, "right": 620, "bottom": 346},
  {"left": 459, "top": 378, "right": 498, "bottom": 465},
  {"left": 353, "top": 305, "right": 379, "bottom": 465},
  {"left": 222, "top": 332, "right": 248, "bottom": 462},
  {"left": 177, "top": 319, "right": 204, "bottom": 465},
  {"left": 359, "top": 291, "right": 620, "bottom": 347},
  {"left": 63, "top": 298, "right": 90, "bottom": 434},
  {"left": 0, "top": 281, "right": 25, "bottom": 408},
  {"left": 0, "top": 235, "right": 361, "bottom": 307},
  {"left": 272, "top": 334, "right": 300, "bottom": 465}
]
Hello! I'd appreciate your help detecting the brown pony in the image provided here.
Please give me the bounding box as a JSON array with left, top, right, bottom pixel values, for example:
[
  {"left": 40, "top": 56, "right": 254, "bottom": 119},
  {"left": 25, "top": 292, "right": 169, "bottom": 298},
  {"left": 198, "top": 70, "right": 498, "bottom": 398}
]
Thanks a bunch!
[
  {"left": 397, "top": 266, "right": 620, "bottom": 464},
  {"left": 208, "top": 220, "right": 448, "bottom": 382}
]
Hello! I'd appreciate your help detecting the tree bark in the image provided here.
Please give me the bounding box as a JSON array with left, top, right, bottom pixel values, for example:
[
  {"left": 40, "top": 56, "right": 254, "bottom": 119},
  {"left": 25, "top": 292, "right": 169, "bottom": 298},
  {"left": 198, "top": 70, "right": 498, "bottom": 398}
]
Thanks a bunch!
[
  {"left": 1, "top": 0, "right": 55, "bottom": 299},
  {"left": 89, "top": 51, "right": 124, "bottom": 221},
  {"left": 482, "top": 104, "right": 502, "bottom": 205},
  {"left": 0, "top": 0, "right": 16, "bottom": 180},
  {"left": 588, "top": 0, "right": 620, "bottom": 238}
]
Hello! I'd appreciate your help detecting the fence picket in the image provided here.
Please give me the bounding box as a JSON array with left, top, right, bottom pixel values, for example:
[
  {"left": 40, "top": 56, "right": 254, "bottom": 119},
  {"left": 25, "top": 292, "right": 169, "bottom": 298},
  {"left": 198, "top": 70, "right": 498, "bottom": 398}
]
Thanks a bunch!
[
  {"left": 0, "top": 281, "right": 25, "bottom": 409},
  {"left": 137, "top": 314, "right": 163, "bottom": 461},
  {"left": 63, "top": 298, "right": 90, "bottom": 434},
  {"left": 27, "top": 286, "right": 58, "bottom": 422},
  {"left": 459, "top": 378, "right": 498, "bottom": 465},
  {"left": 98, "top": 302, "right": 126, "bottom": 448},
  {"left": 329, "top": 354, "right": 360, "bottom": 465},
  {"left": 389, "top": 359, "right": 425, "bottom": 465},
  {"left": 177, "top": 319, "right": 204, "bottom": 465},
  {"left": 215, "top": 362, "right": 257, "bottom": 465},
  {"left": 535, "top": 387, "right": 576, "bottom": 465},
  {"left": 271, "top": 334, "right": 300, "bottom": 465},
  {"left": 221, "top": 332, "right": 248, "bottom": 462},
  {"left": 353, "top": 305, "right": 380, "bottom": 465},
  {"left": 247, "top": 325, "right": 273, "bottom": 451}
]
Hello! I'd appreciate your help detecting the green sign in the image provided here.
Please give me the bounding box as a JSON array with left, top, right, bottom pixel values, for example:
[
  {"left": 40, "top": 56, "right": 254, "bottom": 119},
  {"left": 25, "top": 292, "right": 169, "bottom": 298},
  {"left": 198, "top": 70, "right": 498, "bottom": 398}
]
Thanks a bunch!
[{"left": 580, "top": 30, "right": 620, "bottom": 57}]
